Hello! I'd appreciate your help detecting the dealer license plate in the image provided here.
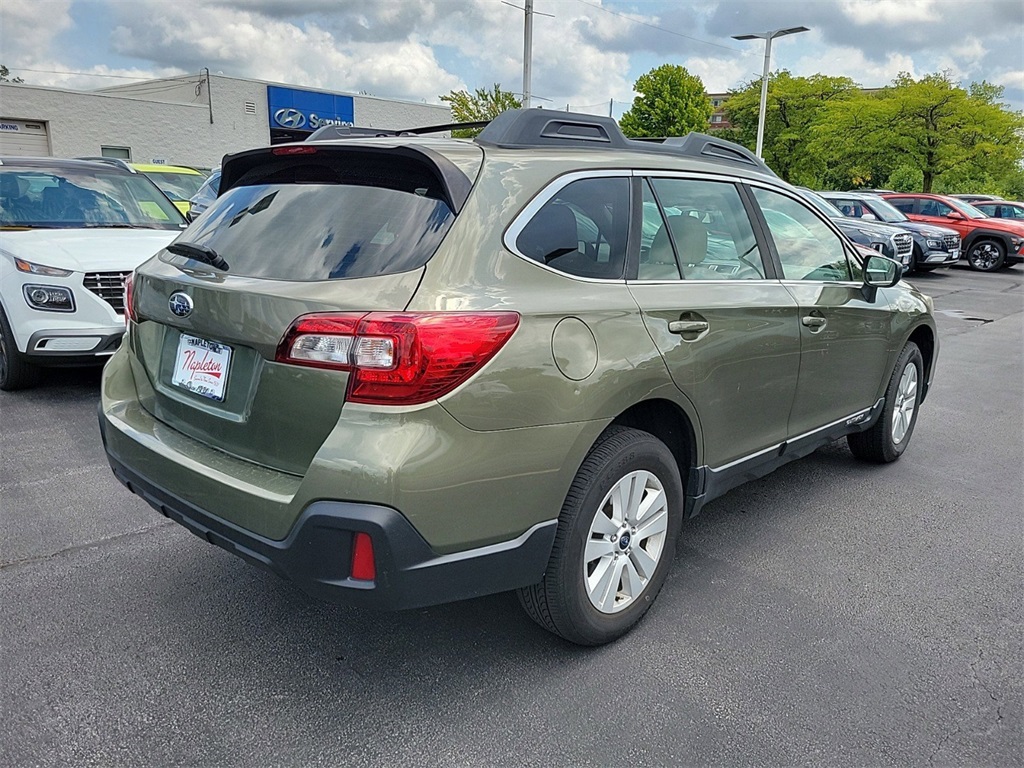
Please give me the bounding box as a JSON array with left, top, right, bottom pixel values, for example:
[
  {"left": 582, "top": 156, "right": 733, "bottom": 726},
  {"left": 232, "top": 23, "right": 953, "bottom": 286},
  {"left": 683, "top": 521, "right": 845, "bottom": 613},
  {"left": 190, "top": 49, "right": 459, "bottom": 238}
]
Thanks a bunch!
[{"left": 171, "top": 334, "right": 232, "bottom": 401}]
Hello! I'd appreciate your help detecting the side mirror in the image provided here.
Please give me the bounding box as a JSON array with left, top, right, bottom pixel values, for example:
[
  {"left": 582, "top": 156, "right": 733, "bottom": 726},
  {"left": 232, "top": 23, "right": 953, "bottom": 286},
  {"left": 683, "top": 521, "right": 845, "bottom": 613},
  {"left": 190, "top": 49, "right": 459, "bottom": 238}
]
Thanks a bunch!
[
  {"left": 860, "top": 213, "right": 877, "bottom": 221},
  {"left": 946, "top": 211, "right": 965, "bottom": 220},
  {"left": 864, "top": 255, "right": 902, "bottom": 287}
]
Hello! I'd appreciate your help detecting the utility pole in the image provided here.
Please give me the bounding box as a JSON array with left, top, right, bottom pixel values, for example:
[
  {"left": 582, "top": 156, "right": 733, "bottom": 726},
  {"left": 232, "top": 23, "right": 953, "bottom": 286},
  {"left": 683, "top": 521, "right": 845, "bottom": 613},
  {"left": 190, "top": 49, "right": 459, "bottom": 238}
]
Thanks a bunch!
[{"left": 523, "top": 0, "right": 533, "bottom": 108}]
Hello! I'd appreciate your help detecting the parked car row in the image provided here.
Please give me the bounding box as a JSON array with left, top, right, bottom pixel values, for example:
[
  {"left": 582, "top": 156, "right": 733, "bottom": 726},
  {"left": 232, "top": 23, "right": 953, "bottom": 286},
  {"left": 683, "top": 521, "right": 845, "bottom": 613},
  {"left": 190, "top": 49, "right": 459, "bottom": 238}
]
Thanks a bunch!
[{"left": 801, "top": 188, "right": 1024, "bottom": 274}]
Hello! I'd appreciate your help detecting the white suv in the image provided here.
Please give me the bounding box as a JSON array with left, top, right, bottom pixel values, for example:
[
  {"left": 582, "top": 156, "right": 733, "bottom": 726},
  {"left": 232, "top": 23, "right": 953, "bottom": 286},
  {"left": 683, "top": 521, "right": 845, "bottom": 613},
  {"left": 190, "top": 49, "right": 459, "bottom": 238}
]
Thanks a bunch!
[{"left": 0, "top": 158, "right": 185, "bottom": 389}]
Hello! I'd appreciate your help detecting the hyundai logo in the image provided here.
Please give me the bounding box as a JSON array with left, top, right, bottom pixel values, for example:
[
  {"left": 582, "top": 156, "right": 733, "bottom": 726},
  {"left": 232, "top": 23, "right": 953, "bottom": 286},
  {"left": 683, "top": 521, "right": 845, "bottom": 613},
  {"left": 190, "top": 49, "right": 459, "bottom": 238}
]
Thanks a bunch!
[
  {"left": 168, "top": 292, "right": 193, "bottom": 318},
  {"left": 274, "top": 108, "right": 306, "bottom": 129}
]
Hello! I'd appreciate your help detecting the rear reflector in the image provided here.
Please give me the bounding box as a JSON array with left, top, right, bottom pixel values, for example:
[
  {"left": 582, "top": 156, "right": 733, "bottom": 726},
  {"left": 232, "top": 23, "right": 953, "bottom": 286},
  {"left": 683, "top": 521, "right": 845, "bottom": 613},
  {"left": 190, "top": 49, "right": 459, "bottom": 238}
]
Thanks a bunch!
[
  {"left": 350, "top": 532, "right": 376, "bottom": 581},
  {"left": 276, "top": 311, "right": 520, "bottom": 406}
]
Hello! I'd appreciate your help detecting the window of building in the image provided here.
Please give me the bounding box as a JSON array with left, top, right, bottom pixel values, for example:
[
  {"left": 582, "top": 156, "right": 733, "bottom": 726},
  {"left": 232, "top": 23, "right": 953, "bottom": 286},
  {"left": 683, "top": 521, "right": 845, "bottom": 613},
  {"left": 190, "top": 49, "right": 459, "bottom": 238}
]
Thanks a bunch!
[{"left": 100, "top": 146, "right": 131, "bottom": 160}]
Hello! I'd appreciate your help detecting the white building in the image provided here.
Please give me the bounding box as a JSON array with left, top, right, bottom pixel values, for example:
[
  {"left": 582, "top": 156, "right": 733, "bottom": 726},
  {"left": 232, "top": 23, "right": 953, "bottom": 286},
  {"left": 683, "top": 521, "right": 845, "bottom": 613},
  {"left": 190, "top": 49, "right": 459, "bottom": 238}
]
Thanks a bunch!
[{"left": 0, "top": 73, "right": 452, "bottom": 168}]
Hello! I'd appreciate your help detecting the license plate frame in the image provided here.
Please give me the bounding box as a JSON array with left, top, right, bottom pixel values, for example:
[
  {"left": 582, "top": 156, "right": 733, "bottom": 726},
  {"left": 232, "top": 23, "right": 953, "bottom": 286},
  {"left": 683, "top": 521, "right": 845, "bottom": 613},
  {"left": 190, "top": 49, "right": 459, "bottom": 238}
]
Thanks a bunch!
[{"left": 171, "top": 333, "right": 232, "bottom": 401}]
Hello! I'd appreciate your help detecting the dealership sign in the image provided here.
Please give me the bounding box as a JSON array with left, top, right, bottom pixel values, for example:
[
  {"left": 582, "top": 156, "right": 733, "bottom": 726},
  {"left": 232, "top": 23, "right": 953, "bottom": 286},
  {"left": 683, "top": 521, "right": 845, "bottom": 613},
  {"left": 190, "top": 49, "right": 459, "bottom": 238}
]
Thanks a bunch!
[{"left": 267, "top": 86, "right": 354, "bottom": 132}]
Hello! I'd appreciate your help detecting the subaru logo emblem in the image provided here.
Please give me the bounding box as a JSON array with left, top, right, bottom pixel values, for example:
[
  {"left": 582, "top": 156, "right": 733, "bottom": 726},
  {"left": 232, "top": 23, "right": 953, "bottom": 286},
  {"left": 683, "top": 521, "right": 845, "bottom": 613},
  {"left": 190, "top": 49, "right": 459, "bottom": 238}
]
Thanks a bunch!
[
  {"left": 168, "top": 292, "right": 193, "bottom": 318},
  {"left": 618, "top": 533, "right": 631, "bottom": 550},
  {"left": 274, "top": 108, "right": 306, "bottom": 129}
]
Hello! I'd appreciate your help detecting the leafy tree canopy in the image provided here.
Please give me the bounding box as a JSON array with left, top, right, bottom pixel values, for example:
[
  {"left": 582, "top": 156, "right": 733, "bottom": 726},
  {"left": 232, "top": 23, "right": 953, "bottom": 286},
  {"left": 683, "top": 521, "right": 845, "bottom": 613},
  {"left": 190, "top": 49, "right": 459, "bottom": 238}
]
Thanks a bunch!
[
  {"left": 719, "top": 71, "right": 857, "bottom": 184},
  {"left": 0, "top": 65, "right": 25, "bottom": 83},
  {"left": 619, "top": 64, "right": 712, "bottom": 138},
  {"left": 810, "top": 72, "right": 1024, "bottom": 194},
  {"left": 440, "top": 84, "right": 521, "bottom": 138}
]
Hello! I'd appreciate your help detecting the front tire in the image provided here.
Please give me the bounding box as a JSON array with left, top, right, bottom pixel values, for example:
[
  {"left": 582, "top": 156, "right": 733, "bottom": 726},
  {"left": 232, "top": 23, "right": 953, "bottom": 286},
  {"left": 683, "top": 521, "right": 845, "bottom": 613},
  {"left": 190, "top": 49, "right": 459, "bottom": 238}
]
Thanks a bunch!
[
  {"left": 518, "top": 426, "right": 684, "bottom": 645},
  {"left": 848, "top": 342, "right": 923, "bottom": 463},
  {"left": 0, "top": 306, "right": 40, "bottom": 391},
  {"left": 966, "top": 239, "right": 1005, "bottom": 272}
]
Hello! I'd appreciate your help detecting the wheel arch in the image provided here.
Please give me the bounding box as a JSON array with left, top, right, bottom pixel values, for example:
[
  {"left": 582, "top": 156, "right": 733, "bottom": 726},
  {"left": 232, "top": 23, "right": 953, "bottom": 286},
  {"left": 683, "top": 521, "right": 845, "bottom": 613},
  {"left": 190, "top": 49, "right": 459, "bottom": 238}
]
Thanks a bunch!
[
  {"left": 962, "top": 228, "right": 1012, "bottom": 254},
  {"left": 608, "top": 398, "right": 699, "bottom": 497},
  {"left": 907, "top": 323, "right": 935, "bottom": 401}
]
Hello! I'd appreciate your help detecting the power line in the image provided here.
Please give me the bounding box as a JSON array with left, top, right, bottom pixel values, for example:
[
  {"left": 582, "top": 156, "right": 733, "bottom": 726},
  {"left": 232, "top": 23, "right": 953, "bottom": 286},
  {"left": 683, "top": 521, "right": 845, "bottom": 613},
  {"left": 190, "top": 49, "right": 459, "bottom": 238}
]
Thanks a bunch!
[
  {"left": 572, "top": 0, "right": 742, "bottom": 53},
  {"left": 7, "top": 67, "right": 181, "bottom": 81}
]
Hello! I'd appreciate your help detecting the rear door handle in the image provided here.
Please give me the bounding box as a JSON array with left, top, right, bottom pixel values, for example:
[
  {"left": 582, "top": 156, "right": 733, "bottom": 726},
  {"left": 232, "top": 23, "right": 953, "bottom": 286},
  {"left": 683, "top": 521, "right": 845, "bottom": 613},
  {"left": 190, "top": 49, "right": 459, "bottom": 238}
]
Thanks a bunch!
[
  {"left": 801, "top": 315, "right": 827, "bottom": 329},
  {"left": 668, "top": 320, "right": 709, "bottom": 334}
]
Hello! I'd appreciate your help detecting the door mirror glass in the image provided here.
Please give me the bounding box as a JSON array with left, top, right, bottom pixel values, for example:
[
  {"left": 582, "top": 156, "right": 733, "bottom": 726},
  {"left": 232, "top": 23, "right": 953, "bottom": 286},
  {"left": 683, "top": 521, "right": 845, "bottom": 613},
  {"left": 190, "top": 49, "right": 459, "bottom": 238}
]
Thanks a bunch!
[{"left": 864, "top": 255, "right": 902, "bottom": 287}]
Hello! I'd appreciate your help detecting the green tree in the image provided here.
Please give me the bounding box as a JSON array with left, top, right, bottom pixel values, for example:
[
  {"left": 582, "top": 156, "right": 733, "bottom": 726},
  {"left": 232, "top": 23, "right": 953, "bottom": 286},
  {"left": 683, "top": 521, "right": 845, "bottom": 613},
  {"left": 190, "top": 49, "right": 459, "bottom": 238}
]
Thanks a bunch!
[
  {"left": 721, "top": 71, "right": 857, "bottom": 184},
  {"left": 811, "top": 72, "right": 1024, "bottom": 194},
  {"left": 0, "top": 65, "right": 25, "bottom": 83},
  {"left": 440, "top": 84, "right": 521, "bottom": 138},
  {"left": 619, "top": 64, "right": 712, "bottom": 138}
]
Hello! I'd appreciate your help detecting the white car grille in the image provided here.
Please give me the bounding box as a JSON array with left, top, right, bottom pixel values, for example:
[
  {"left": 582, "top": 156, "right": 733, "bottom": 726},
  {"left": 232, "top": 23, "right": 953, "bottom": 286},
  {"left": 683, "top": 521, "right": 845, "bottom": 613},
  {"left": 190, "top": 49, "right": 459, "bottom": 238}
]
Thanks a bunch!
[{"left": 83, "top": 271, "right": 131, "bottom": 314}]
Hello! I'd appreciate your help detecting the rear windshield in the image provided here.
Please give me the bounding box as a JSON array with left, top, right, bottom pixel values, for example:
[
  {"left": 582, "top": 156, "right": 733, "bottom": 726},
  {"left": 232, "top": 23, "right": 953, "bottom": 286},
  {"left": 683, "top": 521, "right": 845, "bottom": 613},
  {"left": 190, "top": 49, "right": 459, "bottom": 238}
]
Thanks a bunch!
[{"left": 170, "top": 154, "right": 456, "bottom": 281}]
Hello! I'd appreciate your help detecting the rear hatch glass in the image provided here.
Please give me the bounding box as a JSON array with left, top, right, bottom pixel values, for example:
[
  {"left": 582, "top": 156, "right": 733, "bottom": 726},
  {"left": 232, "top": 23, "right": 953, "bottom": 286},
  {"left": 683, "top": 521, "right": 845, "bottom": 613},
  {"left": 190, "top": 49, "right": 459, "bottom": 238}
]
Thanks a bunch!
[{"left": 131, "top": 145, "right": 476, "bottom": 475}]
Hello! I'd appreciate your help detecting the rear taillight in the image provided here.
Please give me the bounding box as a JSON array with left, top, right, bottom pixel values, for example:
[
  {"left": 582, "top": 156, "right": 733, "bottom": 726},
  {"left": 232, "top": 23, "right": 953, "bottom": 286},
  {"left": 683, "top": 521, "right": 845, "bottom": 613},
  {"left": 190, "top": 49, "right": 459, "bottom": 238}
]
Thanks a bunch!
[
  {"left": 275, "top": 311, "right": 520, "bottom": 405},
  {"left": 123, "top": 272, "right": 136, "bottom": 324}
]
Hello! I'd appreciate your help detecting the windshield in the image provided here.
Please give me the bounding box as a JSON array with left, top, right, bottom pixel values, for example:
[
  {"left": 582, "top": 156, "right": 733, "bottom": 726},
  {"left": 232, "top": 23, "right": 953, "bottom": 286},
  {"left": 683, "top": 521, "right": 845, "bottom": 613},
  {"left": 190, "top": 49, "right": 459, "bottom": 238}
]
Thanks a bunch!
[
  {"left": 799, "top": 189, "right": 842, "bottom": 220},
  {"left": 863, "top": 197, "right": 908, "bottom": 223},
  {"left": 949, "top": 199, "right": 988, "bottom": 219},
  {"left": 0, "top": 166, "right": 185, "bottom": 229},
  {"left": 143, "top": 171, "right": 205, "bottom": 202},
  {"left": 173, "top": 182, "right": 454, "bottom": 280}
]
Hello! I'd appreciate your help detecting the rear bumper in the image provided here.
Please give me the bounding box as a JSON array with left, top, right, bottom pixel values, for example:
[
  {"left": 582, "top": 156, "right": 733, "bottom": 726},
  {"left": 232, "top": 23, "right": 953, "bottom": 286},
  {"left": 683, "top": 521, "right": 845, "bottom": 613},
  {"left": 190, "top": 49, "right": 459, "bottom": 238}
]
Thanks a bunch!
[
  {"left": 99, "top": 436, "right": 557, "bottom": 610},
  {"left": 101, "top": 426, "right": 557, "bottom": 610}
]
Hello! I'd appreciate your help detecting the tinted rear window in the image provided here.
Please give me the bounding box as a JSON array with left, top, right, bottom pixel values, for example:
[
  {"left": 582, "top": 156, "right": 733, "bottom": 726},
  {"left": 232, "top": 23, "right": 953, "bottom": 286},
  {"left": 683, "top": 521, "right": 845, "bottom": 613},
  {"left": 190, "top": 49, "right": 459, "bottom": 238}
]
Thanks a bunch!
[{"left": 169, "top": 155, "right": 455, "bottom": 281}]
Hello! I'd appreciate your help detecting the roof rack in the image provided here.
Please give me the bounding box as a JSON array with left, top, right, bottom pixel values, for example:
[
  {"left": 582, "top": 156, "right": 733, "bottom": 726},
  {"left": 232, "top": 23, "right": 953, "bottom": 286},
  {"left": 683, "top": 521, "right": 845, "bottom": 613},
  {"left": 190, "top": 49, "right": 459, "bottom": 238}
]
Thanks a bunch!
[
  {"left": 305, "top": 120, "right": 490, "bottom": 142},
  {"left": 74, "top": 156, "right": 137, "bottom": 173},
  {"left": 474, "top": 108, "right": 776, "bottom": 176}
]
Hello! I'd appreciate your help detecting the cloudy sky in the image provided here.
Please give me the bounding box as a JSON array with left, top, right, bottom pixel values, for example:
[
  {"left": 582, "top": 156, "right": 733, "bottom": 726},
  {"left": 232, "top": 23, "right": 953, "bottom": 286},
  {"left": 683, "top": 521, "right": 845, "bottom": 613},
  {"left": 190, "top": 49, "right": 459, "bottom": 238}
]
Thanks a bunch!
[{"left": 2, "top": 0, "right": 1022, "bottom": 115}]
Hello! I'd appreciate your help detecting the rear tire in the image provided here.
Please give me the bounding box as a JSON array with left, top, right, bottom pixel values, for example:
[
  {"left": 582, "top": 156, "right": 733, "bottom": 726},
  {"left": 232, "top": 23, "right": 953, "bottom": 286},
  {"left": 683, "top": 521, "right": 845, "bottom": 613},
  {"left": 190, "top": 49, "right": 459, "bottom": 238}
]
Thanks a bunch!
[
  {"left": 0, "top": 306, "right": 40, "bottom": 391},
  {"left": 848, "top": 342, "right": 923, "bottom": 463},
  {"left": 966, "top": 239, "right": 1005, "bottom": 272},
  {"left": 517, "top": 426, "right": 684, "bottom": 645}
]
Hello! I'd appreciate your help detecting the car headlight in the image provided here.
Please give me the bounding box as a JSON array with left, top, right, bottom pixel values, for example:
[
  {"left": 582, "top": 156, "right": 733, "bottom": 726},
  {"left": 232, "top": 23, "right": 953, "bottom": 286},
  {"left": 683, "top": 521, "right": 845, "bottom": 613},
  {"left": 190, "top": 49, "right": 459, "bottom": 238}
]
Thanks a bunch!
[
  {"left": 14, "top": 258, "right": 73, "bottom": 277},
  {"left": 926, "top": 239, "right": 942, "bottom": 248},
  {"left": 1011, "top": 238, "right": 1023, "bottom": 251},
  {"left": 23, "top": 284, "right": 76, "bottom": 312}
]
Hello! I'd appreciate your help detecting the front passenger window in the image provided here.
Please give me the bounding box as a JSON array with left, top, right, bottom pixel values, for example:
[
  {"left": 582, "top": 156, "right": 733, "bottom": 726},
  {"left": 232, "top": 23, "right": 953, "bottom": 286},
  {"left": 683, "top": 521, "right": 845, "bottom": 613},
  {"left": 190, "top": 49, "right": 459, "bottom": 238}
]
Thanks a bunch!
[{"left": 753, "top": 188, "right": 852, "bottom": 281}]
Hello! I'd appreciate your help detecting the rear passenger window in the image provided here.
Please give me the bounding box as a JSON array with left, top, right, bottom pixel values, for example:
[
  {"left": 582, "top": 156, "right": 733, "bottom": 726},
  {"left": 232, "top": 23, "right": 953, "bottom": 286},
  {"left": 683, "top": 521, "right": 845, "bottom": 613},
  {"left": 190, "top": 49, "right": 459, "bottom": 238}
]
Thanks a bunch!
[
  {"left": 753, "top": 188, "right": 853, "bottom": 281},
  {"left": 889, "top": 199, "right": 915, "bottom": 214},
  {"left": 640, "top": 178, "right": 765, "bottom": 280},
  {"left": 515, "top": 177, "right": 629, "bottom": 279}
]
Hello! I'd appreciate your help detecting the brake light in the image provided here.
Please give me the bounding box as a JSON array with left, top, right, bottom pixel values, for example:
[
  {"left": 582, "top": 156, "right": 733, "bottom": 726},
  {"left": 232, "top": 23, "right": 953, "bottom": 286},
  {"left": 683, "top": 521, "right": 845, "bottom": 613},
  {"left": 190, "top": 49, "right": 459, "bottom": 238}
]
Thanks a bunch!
[
  {"left": 275, "top": 311, "right": 520, "bottom": 405},
  {"left": 350, "top": 532, "right": 376, "bottom": 581},
  {"left": 271, "top": 146, "right": 318, "bottom": 155},
  {"left": 123, "top": 272, "right": 136, "bottom": 323}
]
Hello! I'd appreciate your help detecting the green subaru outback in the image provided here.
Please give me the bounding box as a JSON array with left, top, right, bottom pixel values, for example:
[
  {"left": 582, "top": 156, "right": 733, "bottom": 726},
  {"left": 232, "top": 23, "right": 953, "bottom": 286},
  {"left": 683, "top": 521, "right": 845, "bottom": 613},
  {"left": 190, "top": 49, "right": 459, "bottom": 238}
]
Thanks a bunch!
[{"left": 99, "top": 110, "right": 937, "bottom": 645}]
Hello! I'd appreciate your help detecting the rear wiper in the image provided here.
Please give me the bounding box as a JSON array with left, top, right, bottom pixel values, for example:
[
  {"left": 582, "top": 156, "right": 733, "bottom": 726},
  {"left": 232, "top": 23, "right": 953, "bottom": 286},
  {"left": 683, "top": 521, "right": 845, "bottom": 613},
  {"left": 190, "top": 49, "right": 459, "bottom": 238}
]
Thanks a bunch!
[{"left": 166, "top": 241, "right": 229, "bottom": 271}]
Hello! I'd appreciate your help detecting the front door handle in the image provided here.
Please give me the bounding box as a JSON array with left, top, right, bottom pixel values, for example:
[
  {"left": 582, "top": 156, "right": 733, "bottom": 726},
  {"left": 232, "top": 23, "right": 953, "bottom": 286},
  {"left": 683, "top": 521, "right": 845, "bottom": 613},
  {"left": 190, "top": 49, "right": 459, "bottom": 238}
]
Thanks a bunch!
[
  {"left": 668, "top": 320, "right": 709, "bottom": 334},
  {"left": 801, "top": 315, "right": 827, "bottom": 330}
]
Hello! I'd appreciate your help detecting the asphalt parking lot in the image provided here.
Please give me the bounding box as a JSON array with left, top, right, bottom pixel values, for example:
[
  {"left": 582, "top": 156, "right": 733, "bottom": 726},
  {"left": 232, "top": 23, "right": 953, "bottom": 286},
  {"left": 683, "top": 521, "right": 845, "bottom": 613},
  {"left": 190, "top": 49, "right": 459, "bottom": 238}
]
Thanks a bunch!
[{"left": 1, "top": 265, "right": 1021, "bottom": 767}]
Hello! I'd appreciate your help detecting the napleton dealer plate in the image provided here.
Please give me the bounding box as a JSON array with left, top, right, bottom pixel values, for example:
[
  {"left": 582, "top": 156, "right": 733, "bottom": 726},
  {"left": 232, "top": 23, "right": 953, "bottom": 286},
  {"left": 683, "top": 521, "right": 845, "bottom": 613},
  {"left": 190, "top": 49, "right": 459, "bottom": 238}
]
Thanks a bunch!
[{"left": 171, "top": 334, "right": 232, "bottom": 401}]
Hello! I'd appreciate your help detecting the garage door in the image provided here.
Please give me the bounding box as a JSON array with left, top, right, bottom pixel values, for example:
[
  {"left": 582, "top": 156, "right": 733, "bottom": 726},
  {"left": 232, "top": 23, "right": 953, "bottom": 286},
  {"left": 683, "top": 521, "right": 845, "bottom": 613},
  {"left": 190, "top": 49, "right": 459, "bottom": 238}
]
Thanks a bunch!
[{"left": 0, "top": 119, "right": 50, "bottom": 157}]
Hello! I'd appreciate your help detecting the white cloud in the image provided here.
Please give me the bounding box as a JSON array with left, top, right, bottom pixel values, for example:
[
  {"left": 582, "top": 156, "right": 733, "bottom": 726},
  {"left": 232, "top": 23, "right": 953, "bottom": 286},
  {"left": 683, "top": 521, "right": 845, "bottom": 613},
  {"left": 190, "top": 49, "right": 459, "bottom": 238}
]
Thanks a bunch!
[
  {"left": 0, "top": 0, "right": 73, "bottom": 60},
  {"left": 837, "top": 0, "right": 938, "bottom": 25}
]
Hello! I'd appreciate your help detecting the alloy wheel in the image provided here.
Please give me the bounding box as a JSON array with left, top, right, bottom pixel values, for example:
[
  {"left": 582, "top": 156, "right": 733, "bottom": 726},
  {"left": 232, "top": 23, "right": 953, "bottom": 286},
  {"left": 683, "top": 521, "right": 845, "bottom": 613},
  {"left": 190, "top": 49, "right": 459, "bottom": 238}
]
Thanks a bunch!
[
  {"left": 969, "top": 242, "right": 1001, "bottom": 270},
  {"left": 584, "top": 470, "right": 669, "bottom": 614},
  {"left": 891, "top": 363, "right": 918, "bottom": 445}
]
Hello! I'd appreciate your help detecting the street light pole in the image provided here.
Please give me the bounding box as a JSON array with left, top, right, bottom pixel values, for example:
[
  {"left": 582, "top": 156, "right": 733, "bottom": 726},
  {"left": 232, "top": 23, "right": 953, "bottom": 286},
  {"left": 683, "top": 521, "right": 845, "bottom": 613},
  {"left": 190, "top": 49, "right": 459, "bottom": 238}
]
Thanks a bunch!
[
  {"left": 732, "top": 26, "right": 810, "bottom": 158},
  {"left": 523, "top": 0, "right": 534, "bottom": 108}
]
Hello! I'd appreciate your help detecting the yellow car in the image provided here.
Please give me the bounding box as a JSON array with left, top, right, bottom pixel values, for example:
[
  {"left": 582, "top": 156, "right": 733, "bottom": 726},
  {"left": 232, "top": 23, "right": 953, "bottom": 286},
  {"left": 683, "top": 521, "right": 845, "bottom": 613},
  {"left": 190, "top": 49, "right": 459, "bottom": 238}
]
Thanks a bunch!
[{"left": 132, "top": 164, "right": 206, "bottom": 216}]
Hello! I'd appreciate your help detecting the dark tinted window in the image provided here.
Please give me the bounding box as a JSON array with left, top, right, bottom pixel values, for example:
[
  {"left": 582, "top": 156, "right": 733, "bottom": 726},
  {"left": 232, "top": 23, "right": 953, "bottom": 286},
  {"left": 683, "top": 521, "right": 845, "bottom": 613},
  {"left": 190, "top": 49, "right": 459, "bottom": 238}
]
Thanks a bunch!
[
  {"left": 516, "top": 177, "right": 629, "bottom": 279},
  {"left": 172, "top": 159, "right": 455, "bottom": 281},
  {"left": 888, "top": 198, "right": 916, "bottom": 214}
]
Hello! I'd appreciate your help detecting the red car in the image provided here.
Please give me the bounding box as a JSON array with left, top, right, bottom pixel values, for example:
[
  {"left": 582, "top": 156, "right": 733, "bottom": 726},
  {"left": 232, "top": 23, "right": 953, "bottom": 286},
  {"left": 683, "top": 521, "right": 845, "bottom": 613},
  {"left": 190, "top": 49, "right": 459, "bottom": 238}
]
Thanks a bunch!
[{"left": 883, "top": 193, "right": 1024, "bottom": 271}]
